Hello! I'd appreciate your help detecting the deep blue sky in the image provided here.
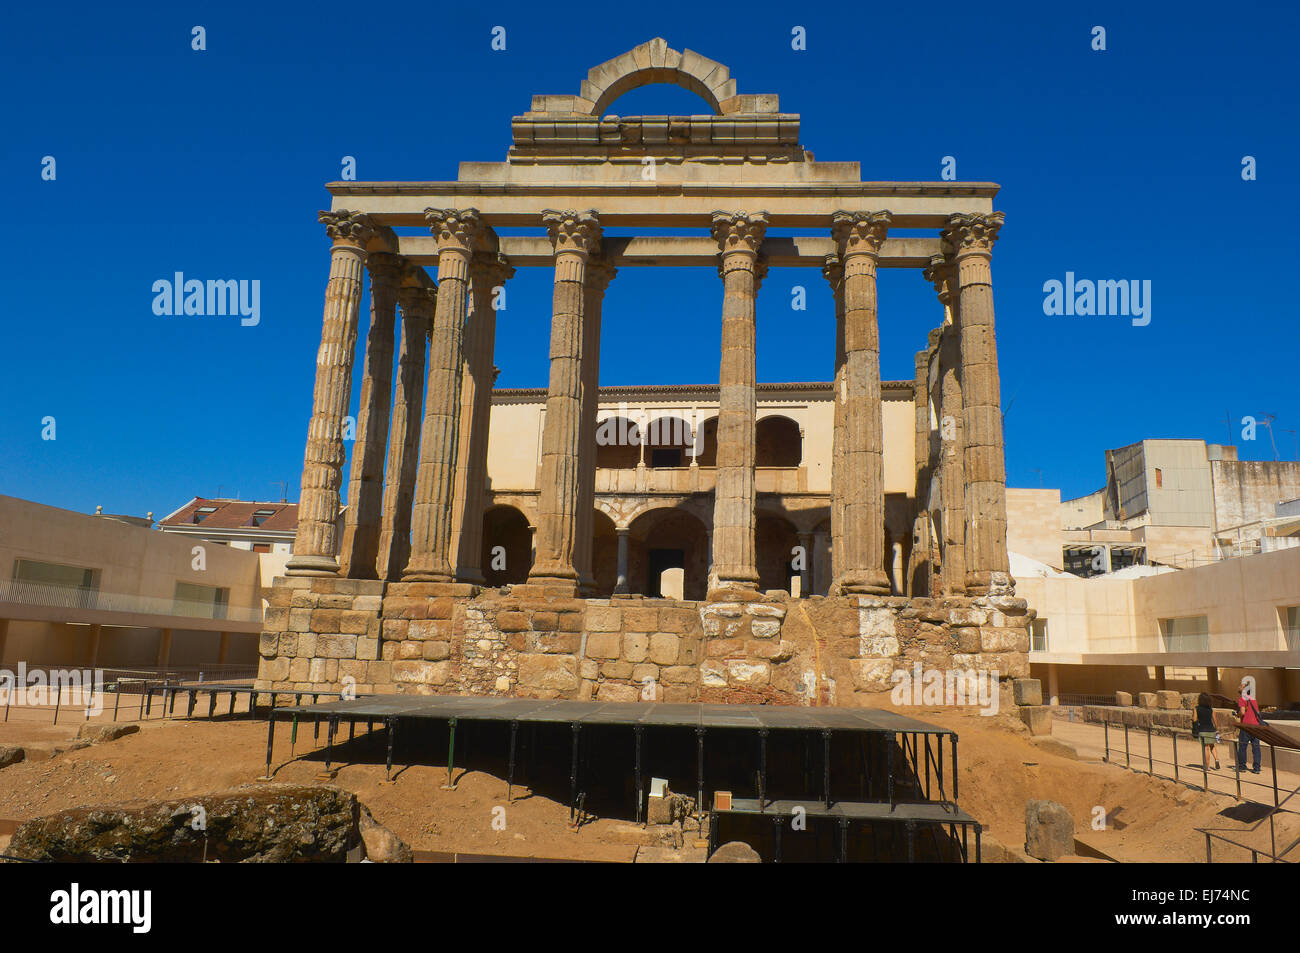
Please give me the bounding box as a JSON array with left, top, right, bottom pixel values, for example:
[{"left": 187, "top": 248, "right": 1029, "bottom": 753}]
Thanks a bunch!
[{"left": 3, "top": 0, "right": 1296, "bottom": 518}]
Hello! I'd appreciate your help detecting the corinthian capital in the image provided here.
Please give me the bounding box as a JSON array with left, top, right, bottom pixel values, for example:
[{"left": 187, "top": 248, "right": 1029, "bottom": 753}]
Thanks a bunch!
[
  {"left": 584, "top": 257, "right": 618, "bottom": 293},
  {"left": 471, "top": 251, "right": 516, "bottom": 287},
  {"left": 821, "top": 254, "right": 843, "bottom": 288},
  {"left": 319, "top": 209, "right": 377, "bottom": 247},
  {"left": 541, "top": 209, "right": 602, "bottom": 256},
  {"left": 424, "top": 208, "right": 483, "bottom": 252},
  {"left": 831, "top": 210, "right": 891, "bottom": 259},
  {"left": 366, "top": 251, "right": 407, "bottom": 286},
  {"left": 940, "top": 212, "right": 1005, "bottom": 257},
  {"left": 397, "top": 283, "right": 436, "bottom": 319},
  {"left": 922, "top": 254, "right": 954, "bottom": 303},
  {"left": 711, "top": 211, "right": 768, "bottom": 257}
]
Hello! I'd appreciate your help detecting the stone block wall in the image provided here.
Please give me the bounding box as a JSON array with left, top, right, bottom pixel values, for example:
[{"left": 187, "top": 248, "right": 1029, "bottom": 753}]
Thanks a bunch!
[{"left": 256, "top": 578, "right": 1033, "bottom": 708}]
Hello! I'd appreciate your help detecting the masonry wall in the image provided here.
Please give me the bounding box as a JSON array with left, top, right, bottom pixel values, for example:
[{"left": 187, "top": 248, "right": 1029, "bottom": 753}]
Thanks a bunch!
[{"left": 256, "top": 579, "right": 1033, "bottom": 706}]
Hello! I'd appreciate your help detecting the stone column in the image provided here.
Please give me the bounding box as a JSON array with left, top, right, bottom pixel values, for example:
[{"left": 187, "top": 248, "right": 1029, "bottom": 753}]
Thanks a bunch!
[
  {"left": 529, "top": 210, "right": 602, "bottom": 590},
  {"left": 403, "top": 209, "right": 482, "bottom": 582},
  {"left": 926, "top": 257, "right": 967, "bottom": 597},
  {"left": 830, "top": 211, "right": 892, "bottom": 595},
  {"left": 451, "top": 253, "right": 515, "bottom": 583},
  {"left": 823, "top": 254, "right": 847, "bottom": 585},
  {"left": 709, "top": 211, "right": 767, "bottom": 594},
  {"left": 942, "top": 212, "right": 1013, "bottom": 596},
  {"left": 286, "top": 210, "right": 376, "bottom": 576},
  {"left": 377, "top": 283, "right": 434, "bottom": 580},
  {"left": 575, "top": 259, "right": 617, "bottom": 594},
  {"left": 798, "top": 532, "right": 814, "bottom": 598},
  {"left": 908, "top": 347, "right": 931, "bottom": 597},
  {"left": 615, "top": 527, "right": 630, "bottom": 594},
  {"left": 339, "top": 252, "right": 403, "bottom": 578}
]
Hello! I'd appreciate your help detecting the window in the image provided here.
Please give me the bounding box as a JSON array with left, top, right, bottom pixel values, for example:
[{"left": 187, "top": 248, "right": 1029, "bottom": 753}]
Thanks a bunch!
[
  {"left": 12, "top": 558, "right": 99, "bottom": 591},
  {"left": 1284, "top": 606, "right": 1300, "bottom": 652},
  {"left": 250, "top": 508, "right": 277, "bottom": 526},
  {"left": 193, "top": 506, "right": 218, "bottom": 523},
  {"left": 1154, "top": 468, "right": 1163, "bottom": 488},
  {"left": 1160, "top": 615, "right": 1209, "bottom": 653},
  {"left": 173, "top": 582, "right": 229, "bottom": 619},
  {"left": 1030, "top": 618, "right": 1049, "bottom": 652}
]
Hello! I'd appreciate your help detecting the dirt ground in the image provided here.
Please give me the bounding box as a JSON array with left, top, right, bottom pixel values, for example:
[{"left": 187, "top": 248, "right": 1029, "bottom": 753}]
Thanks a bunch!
[{"left": 0, "top": 697, "right": 1293, "bottom": 862}]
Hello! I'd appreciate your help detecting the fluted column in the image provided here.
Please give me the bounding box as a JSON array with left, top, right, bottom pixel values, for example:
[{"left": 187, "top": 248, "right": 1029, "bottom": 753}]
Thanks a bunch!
[
  {"left": 377, "top": 283, "right": 434, "bottom": 581},
  {"left": 709, "top": 211, "right": 767, "bottom": 593},
  {"left": 941, "top": 212, "right": 1012, "bottom": 596},
  {"left": 403, "top": 208, "right": 482, "bottom": 582},
  {"left": 286, "top": 210, "right": 376, "bottom": 576},
  {"left": 451, "top": 253, "right": 515, "bottom": 583},
  {"left": 823, "top": 254, "right": 847, "bottom": 587},
  {"left": 908, "top": 346, "right": 931, "bottom": 597},
  {"left": 529, "top": 209, "right": 601, "bottom": 589},
  {"left": 339, "top": 252, "right": 403, "bottom": 578},
  {"left": 830, "top": 210, "right": 892, "bottom": 595},
  {"left": 575, "top": 259, "right": 616, "bottom": 594},
  {"left": 925, "top": 256, "right": 967, "bottom": 596}
]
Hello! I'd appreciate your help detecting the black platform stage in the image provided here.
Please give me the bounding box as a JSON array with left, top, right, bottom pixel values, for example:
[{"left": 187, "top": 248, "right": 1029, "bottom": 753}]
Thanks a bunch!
[{"left": 263, "top": 694, "right": 979, "bottom": 861}]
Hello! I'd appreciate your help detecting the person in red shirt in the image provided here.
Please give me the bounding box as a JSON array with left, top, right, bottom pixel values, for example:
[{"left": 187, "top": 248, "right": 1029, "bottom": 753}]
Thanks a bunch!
[{"left": 1236, "top": 679, "right": 1264, "bottom": 774}]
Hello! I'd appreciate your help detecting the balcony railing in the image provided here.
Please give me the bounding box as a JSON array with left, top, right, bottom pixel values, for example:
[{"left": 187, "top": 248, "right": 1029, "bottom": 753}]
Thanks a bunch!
[{"left": 0, "top": 579, "right": 263, "bottom": 624}]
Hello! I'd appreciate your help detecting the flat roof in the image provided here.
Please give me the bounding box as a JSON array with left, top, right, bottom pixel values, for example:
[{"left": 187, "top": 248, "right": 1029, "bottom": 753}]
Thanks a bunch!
[
  {"left": 718, "top": 797, "right": 977, "bottom": 825},
  {"left": 276, "top": 695, "right": 955, "bottom": 735}
]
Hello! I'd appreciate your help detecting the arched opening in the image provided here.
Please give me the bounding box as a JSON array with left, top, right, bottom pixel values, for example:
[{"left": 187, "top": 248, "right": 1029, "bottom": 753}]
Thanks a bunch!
[
  {"left": 595, "top": 416, "right": 642, "bottom": 469},
  {"left": 812, "top": 515, "right": 832, "bottom": 596},
  {"left": 591, "top": 509, "right": 619, "bottom": 596},
  {"left": 693, "top": 416, "right": 718, "bottom": 467},
  {"left": 481, "top": 505, "right": 532, "bottom": 586},
  {"left": 756, "top": 415, "right": 802, "bottom": 467},
  {"left": 644, "top": 414, "right": 694, "bottom": 468},
  {"left": 627, "top": 507, "right": 709, "bottom": 601},
  {"left": 756, "top": 512, "right": 799, "bottom": 594}
]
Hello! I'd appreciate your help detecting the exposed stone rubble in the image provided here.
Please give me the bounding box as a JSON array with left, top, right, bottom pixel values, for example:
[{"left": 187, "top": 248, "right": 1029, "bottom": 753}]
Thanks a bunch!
[{"left": 4, "top": 784, "right": 409, "bottom": 863}]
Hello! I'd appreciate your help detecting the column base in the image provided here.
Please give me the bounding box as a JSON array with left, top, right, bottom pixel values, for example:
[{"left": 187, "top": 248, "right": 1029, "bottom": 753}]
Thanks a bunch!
[
  {"left": 522, "top": 574, "right": 579, "bottom": 597},
  {"left": 837, "top": 569, "right": 891, "bottom": 596},
  {"left": 401, "top": 557, "right": 456, "bottom": 583},
  {"left": 284, "top": 554, "right": 341, "bottom": 577},
  {"left": 455, "top": 568, "right": 487, "bottom": 586},
  {"left": 965, "top": 570, "right": 1016, "bottom": 598}
]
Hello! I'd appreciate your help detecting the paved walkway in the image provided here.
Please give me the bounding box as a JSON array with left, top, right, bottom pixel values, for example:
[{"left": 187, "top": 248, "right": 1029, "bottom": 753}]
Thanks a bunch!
[{"left": 1050, "top": 714, "right": 1300, "bottom": 806}]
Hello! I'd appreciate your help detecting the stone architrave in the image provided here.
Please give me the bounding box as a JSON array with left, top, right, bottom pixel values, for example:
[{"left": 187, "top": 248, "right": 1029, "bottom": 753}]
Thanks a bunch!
[
  {"left": 575, "top": 258, "right": 616, "bottom": 594},
  {"left": 709, "top": 211, "right": 767, "bottom": 593},
  {"left": 529, "top": 210, "right": 602, "bottom": 589},
  {"left": 377, "top": 282, "right": 434, "bottom": 580},
  {"left": 286, "top": 210, "right": 376, "bottom": 576},
  {"left": 941, "top": 212, "right": 1012, "bottom": 596},
  {"left": 451, "top": 253, "right": 515, "bottom": 583},
  {"left": 830, "top": 210, "right": 892, "bottom": 595},
  {"left": 339, "top": 252, "right": 404, "bottom": 579},
  {"left": 402, "top": 208, "right": 482, "bottom": 582},
  {"left": 823, "top": 254, "right": 847, "bottom": 585},
  {"left": 924, "top": 256, "right": 967, "bottom": 596}
]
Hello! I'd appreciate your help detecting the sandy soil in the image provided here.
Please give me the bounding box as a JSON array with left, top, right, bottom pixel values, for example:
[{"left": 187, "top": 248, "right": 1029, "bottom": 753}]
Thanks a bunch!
[{"left": 1, "top": 700, "right": 1293, "bottom": 862}]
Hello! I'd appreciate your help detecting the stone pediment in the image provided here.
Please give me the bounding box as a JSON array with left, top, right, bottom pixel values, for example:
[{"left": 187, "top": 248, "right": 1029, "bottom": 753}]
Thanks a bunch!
[{"left": 509, "top": 37, "right": 804, "bottom": 164}]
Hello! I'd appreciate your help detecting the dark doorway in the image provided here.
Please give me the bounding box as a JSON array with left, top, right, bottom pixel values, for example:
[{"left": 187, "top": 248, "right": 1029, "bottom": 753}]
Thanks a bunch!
[{"left": 647, "top": 548, "right": 685, "bottom": 596}]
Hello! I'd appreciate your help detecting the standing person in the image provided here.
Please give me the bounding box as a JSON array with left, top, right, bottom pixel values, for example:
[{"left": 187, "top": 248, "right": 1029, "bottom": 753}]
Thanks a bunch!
[
  {"left": 1236, "top": 678, "right": 1264, "bottom": 774},
  {"left": 1193, "top": 693, "right": 1221, "bottom": 771}
]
